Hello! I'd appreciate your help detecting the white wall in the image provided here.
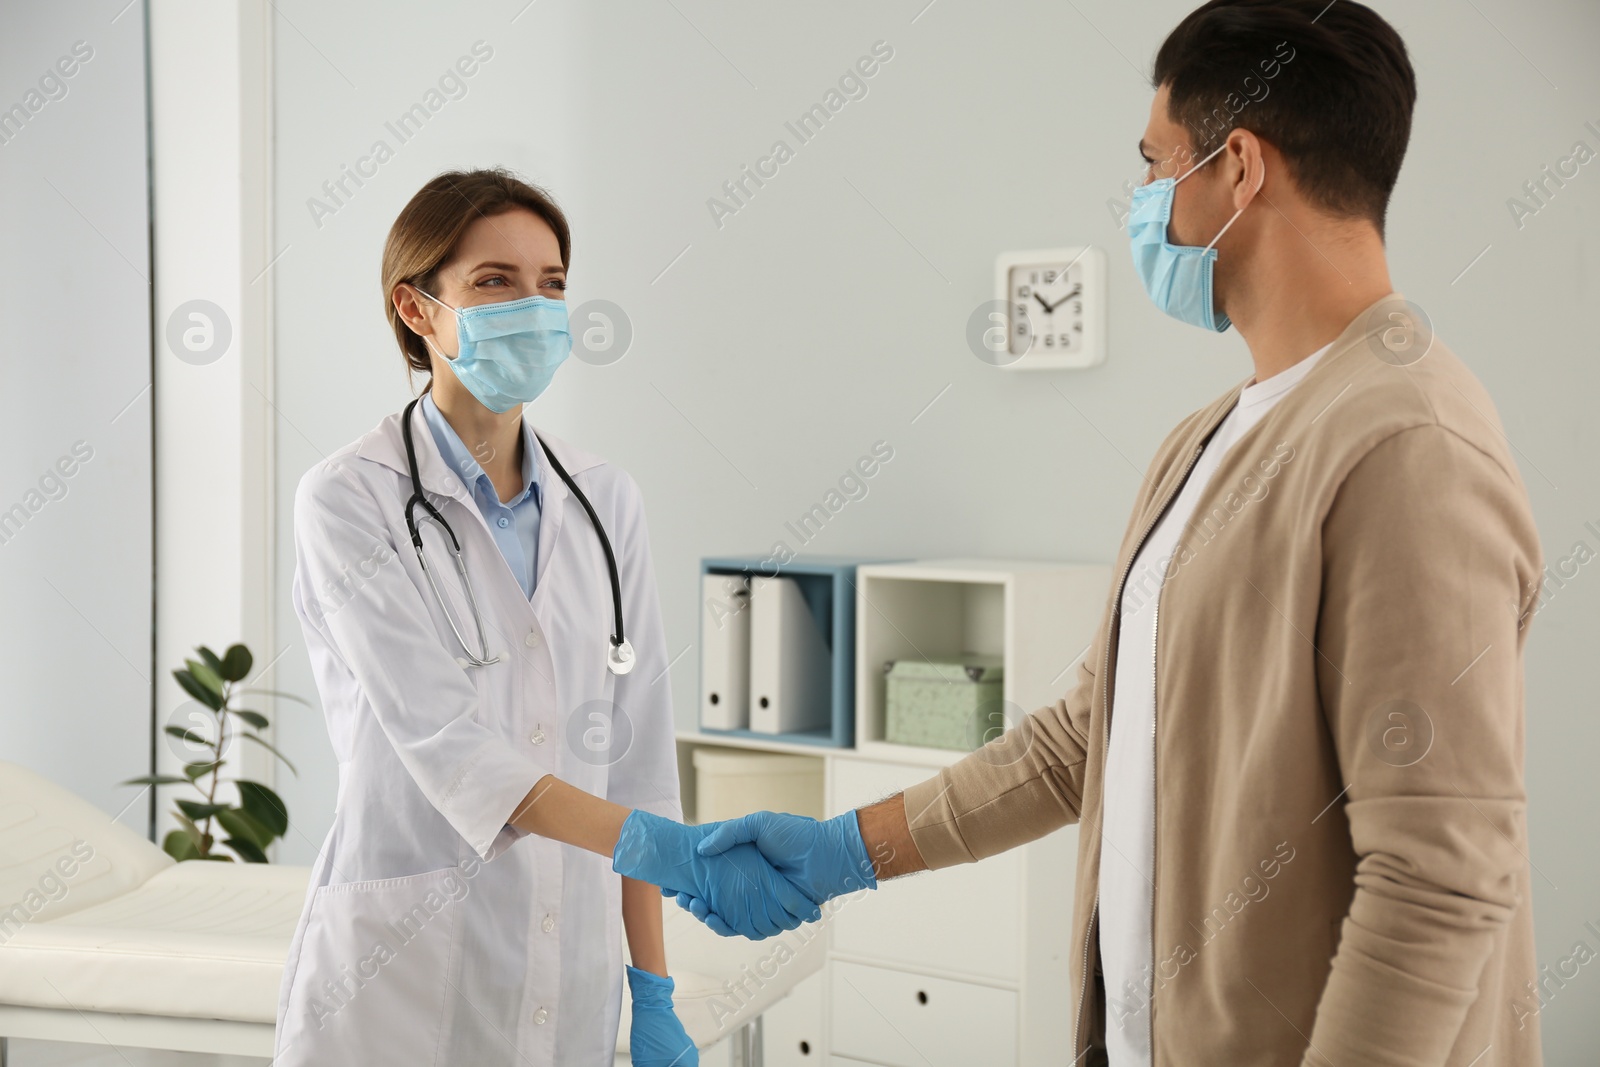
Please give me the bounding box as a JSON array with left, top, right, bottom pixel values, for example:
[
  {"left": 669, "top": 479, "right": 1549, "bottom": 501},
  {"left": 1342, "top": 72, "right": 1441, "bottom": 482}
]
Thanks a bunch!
[
  {"left": 268, "top": 0, "right": 1600, "bottom": 1057},
  {"left": 0, "top": 1, "right": 152, "bottom": 823}
]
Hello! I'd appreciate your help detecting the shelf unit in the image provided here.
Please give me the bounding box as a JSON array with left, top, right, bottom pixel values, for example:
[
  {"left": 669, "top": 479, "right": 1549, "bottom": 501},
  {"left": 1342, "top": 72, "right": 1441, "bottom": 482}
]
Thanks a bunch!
[{"left": 677, "top": 558, "right": 1112, "bottom": 1066}]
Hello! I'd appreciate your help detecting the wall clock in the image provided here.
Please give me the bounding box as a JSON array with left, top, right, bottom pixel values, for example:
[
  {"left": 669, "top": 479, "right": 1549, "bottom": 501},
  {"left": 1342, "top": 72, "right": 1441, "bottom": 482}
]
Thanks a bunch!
[{"left": 992, "top": 246, "right": 1106, "bottom": 369}]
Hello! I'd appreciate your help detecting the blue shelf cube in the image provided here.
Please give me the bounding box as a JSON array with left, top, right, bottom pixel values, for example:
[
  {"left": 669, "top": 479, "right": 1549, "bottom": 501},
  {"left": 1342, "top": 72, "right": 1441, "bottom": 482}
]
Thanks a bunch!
[{"left": 698, "top": 555, "right": 899, "bottom": 748}]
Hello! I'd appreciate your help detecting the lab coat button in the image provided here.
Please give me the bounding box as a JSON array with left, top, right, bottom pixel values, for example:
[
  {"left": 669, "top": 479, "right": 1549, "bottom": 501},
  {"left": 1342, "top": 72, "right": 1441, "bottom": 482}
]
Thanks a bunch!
[
  {"left": 455, "top": 657, "right": 470, "bottom": 669},
  {"left": 542, "top": 913, "right": 555, "bottom": 933},
  {"left": 530, "top": 730, "right": 546, "bottom": 745},
  {"left": 533, "top": 1007, "right": 549, "bottom": 1025},
  {"left": 524, "top": 631, "right": 539, "bottom": 647}
]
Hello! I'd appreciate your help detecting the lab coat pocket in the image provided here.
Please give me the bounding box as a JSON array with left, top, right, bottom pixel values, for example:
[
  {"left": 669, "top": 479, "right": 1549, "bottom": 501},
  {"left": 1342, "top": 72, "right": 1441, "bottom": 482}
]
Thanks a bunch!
[{"left": 275, "top": 865, "right": 465, "bottom": 1066}]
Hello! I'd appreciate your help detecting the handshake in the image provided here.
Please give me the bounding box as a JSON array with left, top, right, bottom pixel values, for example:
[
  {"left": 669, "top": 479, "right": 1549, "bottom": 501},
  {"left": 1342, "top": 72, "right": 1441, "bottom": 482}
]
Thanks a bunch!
[{"left": 611, "top": 809, "right": 879, "bottom": 939}]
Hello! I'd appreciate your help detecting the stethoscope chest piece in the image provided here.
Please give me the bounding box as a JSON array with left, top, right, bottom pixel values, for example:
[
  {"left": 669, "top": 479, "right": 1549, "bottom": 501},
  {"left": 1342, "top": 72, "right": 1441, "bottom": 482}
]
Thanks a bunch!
[{"left": 607, "top": 639, "right": 636, "bottom": 676}]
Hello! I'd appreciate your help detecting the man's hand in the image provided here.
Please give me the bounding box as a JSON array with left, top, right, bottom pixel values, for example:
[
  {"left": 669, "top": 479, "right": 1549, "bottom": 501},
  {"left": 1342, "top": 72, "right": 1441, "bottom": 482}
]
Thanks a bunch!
[
  {"left": 691, "top": 811, "right": 878, "bottom": 907},
  {"left": 611, "top": 810, "right": 820, "bottom": 939}
]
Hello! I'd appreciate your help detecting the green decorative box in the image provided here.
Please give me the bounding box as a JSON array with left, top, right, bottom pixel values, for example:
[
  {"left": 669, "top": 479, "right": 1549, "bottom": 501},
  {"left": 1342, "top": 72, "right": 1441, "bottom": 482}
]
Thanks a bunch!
[{"left": 884, "top": 655, "right": 1006, "bottom": 752}]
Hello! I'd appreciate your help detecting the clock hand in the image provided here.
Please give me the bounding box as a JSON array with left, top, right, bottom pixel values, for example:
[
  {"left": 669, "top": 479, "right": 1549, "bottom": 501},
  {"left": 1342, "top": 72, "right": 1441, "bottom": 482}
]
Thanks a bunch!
[
  {"left": 1046, "top": 285, "right": 1082, "bottom": 313},
  {"left": 1034, "top": 292, "right": 1052, "bottom": 314}
]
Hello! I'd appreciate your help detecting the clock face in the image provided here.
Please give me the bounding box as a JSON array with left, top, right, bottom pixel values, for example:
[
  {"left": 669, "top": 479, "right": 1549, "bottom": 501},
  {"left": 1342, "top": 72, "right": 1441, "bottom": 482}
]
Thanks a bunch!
[{"left": 1007, "top": 262, "right": 1085, "bottom": 357}]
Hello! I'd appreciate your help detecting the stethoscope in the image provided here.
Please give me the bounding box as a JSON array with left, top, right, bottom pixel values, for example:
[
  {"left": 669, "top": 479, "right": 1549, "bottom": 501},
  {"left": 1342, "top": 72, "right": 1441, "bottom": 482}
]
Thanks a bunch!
[{"left": 400, "top": 395, "right": 636, "bottom": 675}]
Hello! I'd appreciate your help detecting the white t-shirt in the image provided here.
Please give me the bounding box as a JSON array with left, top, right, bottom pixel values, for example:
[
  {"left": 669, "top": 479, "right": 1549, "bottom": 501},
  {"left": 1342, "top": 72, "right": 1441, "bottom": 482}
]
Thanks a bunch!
[{"left": 1097, "top": 343, "right": 1330, "bottom": 1065}]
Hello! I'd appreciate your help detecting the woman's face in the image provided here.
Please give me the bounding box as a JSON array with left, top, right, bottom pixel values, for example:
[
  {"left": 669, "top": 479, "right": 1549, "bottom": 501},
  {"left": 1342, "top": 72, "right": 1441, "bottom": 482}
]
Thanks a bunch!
[{"left": 402, "top": 205, "right": 566, "bottom": 362}]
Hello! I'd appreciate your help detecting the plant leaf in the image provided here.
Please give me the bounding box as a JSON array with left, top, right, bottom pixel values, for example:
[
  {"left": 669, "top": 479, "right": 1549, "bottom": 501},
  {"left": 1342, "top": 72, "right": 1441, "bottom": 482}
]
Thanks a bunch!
[
  {"left": 237, "top": 780, "right": 289, "bottom": 836},
  {"left": 241, "top": 732, "right": 298, "bottom": 776},
  {"left": 184, "top": 760, "right": 221, "bottom": 781},
  {"left": 198, "top": 646, "right": 226, "bottom": 679},
  {"left": 163, "top": 828, "right": 201, "bottom": 862},
  {"left": 232, "top": 709, "right": 270, "bottom": 730},
  {"left": 121, "top": 774, "right": 190, "bottom": 787},
  {"left": 185, "top": 658, "right": 226, "bottom": 700},
  {"left": 176, "top": 799, "right": 229, "bottom": 820},
  {"left": 223, "top": 835, "right": 268, "bottom": 863},
  {"left": 177, "top": 817, "right": 215, "bottom": 858},
  {"left": 199, "top": 852, "right": 235, "bottom": 861},
  {"left": 238, "top": 688, "right": 314, "bottom": 708},
  {"left": 165, "top": 724, "right": 214, "bottom": 748},
  {"left": 175, "top": 668, "right": 224, "bottom": 711},
  {"left": 171, "top": 815, "right": 200, "bottom": 842},
  {"left": 216, "top": 806, "right": 273, "bottom": 849},
  {"left": 221, "top": 643, "right": 254, "bottom": 682}
]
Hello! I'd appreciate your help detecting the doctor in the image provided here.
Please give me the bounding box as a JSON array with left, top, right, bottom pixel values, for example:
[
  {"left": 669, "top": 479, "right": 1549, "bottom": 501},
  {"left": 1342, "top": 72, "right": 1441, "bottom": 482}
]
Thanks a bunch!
[{"left": 274, "top": 168, "right": 814, "bottom": 1066}]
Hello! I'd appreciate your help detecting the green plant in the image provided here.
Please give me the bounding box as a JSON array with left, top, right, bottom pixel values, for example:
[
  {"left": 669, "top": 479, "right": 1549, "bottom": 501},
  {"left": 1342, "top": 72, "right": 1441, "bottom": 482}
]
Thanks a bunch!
[{"left": 122, "top": 642, "right": 307, "bottom": 862}]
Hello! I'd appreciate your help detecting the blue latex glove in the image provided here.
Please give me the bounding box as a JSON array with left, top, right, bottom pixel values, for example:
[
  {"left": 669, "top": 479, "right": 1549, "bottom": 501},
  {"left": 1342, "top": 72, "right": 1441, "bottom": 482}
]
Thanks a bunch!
[
  {"left": 612, "top": 810, "right": 820, "bottom": 939},
  {"left": 626, "top": 964, "right": 698, "bottom": 1067},
  {"left": 691, "top": 811, "right": 877, "bottom": 909}
]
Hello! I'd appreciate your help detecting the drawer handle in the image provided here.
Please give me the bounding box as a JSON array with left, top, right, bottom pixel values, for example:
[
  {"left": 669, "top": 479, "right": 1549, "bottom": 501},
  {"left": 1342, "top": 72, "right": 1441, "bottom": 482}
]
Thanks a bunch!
[
  {"left": 799, "top": 1039, "right": 811, "bottom": 1055},
  {"left": 916, "top": 990, "right": 928, "bottom": 1005}
]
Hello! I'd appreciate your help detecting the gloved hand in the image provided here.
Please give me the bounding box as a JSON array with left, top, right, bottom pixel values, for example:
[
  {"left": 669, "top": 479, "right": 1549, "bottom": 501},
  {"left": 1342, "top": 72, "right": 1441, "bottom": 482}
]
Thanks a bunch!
[
  {"left": 612, "top": 810, "right": 820, "bottom": 939},
  {"left": 690, "top": 811, "right": 877, "bottom": 908},
  {"left": 626, "top": 964, "right": 698, "bottom": 1067}
]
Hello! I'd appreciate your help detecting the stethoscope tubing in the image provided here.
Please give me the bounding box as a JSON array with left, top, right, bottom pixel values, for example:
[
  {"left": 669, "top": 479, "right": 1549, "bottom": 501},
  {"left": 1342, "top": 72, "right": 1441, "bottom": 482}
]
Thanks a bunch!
[{"left": 399, "top": 395, "right": 632, "bottom": 674}]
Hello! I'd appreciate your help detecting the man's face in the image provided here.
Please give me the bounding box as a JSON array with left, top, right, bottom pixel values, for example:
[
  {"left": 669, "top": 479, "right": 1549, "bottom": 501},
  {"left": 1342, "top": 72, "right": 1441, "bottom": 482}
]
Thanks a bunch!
[{"left": 1139, "top": 84, "right": 1234, "bottom": 249}]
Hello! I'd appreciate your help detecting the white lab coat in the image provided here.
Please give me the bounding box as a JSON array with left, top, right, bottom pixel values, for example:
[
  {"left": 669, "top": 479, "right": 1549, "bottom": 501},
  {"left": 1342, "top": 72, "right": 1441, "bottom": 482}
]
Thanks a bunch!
[{"left": 272, "top": 401, "right": 681, "bottom": 1066}]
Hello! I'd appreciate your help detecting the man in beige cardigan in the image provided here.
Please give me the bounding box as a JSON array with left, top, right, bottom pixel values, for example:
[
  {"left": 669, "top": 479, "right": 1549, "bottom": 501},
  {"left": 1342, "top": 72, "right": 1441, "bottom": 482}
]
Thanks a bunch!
[{"left": 671, "top": 1, "right": 1545, "bottom": 1063}]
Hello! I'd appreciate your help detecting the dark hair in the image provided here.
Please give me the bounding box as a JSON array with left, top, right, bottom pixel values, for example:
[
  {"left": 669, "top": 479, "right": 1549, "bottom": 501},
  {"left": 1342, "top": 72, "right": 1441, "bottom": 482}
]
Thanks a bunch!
[
  {"left": 382, "top": 167, "right": 572, "bottom": 389},
  {"left": 1152, "top": 0, "right": 1416, "bottom": 233}
]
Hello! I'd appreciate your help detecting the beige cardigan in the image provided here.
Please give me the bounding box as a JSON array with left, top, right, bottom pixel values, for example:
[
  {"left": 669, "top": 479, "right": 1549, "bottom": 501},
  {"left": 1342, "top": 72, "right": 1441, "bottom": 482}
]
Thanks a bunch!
[{"left": 903, "top": 293, "right": 1544, "bottom": 1067}]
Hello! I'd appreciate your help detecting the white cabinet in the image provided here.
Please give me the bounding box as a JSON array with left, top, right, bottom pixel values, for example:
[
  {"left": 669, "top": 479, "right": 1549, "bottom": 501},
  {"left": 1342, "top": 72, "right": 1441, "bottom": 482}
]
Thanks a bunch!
[
  {"left": 671, "top": 744, "right": 1080, "bottom": 1066},
  {"left": 761, "top": 969, "right": 825, "bottom": 1065},
  {"left": 830, "top": 960, "right": 1018, "bottom": 1066}
]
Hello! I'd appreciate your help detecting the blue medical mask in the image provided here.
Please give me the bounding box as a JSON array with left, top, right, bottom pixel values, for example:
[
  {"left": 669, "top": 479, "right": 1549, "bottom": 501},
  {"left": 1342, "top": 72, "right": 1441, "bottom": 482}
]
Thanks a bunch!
[
  {"left": 1127, "top": 142, "right": 1255, "bottom": 333},
  {"left": 417, "top": 288, "right": 572, "bottom": 412}
]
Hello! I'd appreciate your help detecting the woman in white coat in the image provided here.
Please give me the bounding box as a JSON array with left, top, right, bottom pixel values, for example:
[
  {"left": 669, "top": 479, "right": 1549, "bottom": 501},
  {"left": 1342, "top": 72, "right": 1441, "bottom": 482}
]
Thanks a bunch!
[{"left": 272, "top": 168, "right": 813, "bottom": 1066}]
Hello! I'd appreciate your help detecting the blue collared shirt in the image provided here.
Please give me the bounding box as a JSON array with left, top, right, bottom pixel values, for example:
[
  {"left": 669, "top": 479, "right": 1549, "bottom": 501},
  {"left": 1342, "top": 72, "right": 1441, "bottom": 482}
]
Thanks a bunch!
[{"left": 420, "top": 391, "right": 542, "bottom": 598}]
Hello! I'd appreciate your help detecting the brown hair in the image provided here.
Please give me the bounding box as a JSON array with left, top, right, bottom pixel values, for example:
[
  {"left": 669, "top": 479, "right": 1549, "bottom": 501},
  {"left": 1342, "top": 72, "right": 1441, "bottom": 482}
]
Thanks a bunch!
[
  {"left": 381, "top": 167, "right": 572, "bottom": 390},
  {"left": 1153, "top": 0, "right": 1415, "bottom": 234}
]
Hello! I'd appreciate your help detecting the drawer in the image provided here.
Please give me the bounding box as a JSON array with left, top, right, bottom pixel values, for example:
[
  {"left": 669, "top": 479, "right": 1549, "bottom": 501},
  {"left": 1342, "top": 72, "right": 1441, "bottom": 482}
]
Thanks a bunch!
[
  {"left": 762, "top": 969, "right": 824, "bottom": 1065},
  {"left": 829, "top": 758, "right": 1021, "bottom": 980},
  {"left": 829, "top": 960, "right": 1017, "bottom": 1066}
]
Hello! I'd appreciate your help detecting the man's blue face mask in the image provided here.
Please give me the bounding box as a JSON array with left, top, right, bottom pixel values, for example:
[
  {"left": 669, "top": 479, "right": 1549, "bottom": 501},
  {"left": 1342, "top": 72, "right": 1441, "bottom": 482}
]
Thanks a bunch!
[
  {"left": 1127, "top": 141, "right": 1258, "bottom": 333},
  {"left": 417, "top": 287, "right": 572, "bottom": 413}
]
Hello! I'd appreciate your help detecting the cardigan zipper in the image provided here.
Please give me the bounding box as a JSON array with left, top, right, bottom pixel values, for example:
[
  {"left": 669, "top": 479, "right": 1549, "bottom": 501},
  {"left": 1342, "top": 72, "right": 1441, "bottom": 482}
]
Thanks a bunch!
[{"left": 1070, "top": 441, "right": 1205, "bottom": 1064}]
